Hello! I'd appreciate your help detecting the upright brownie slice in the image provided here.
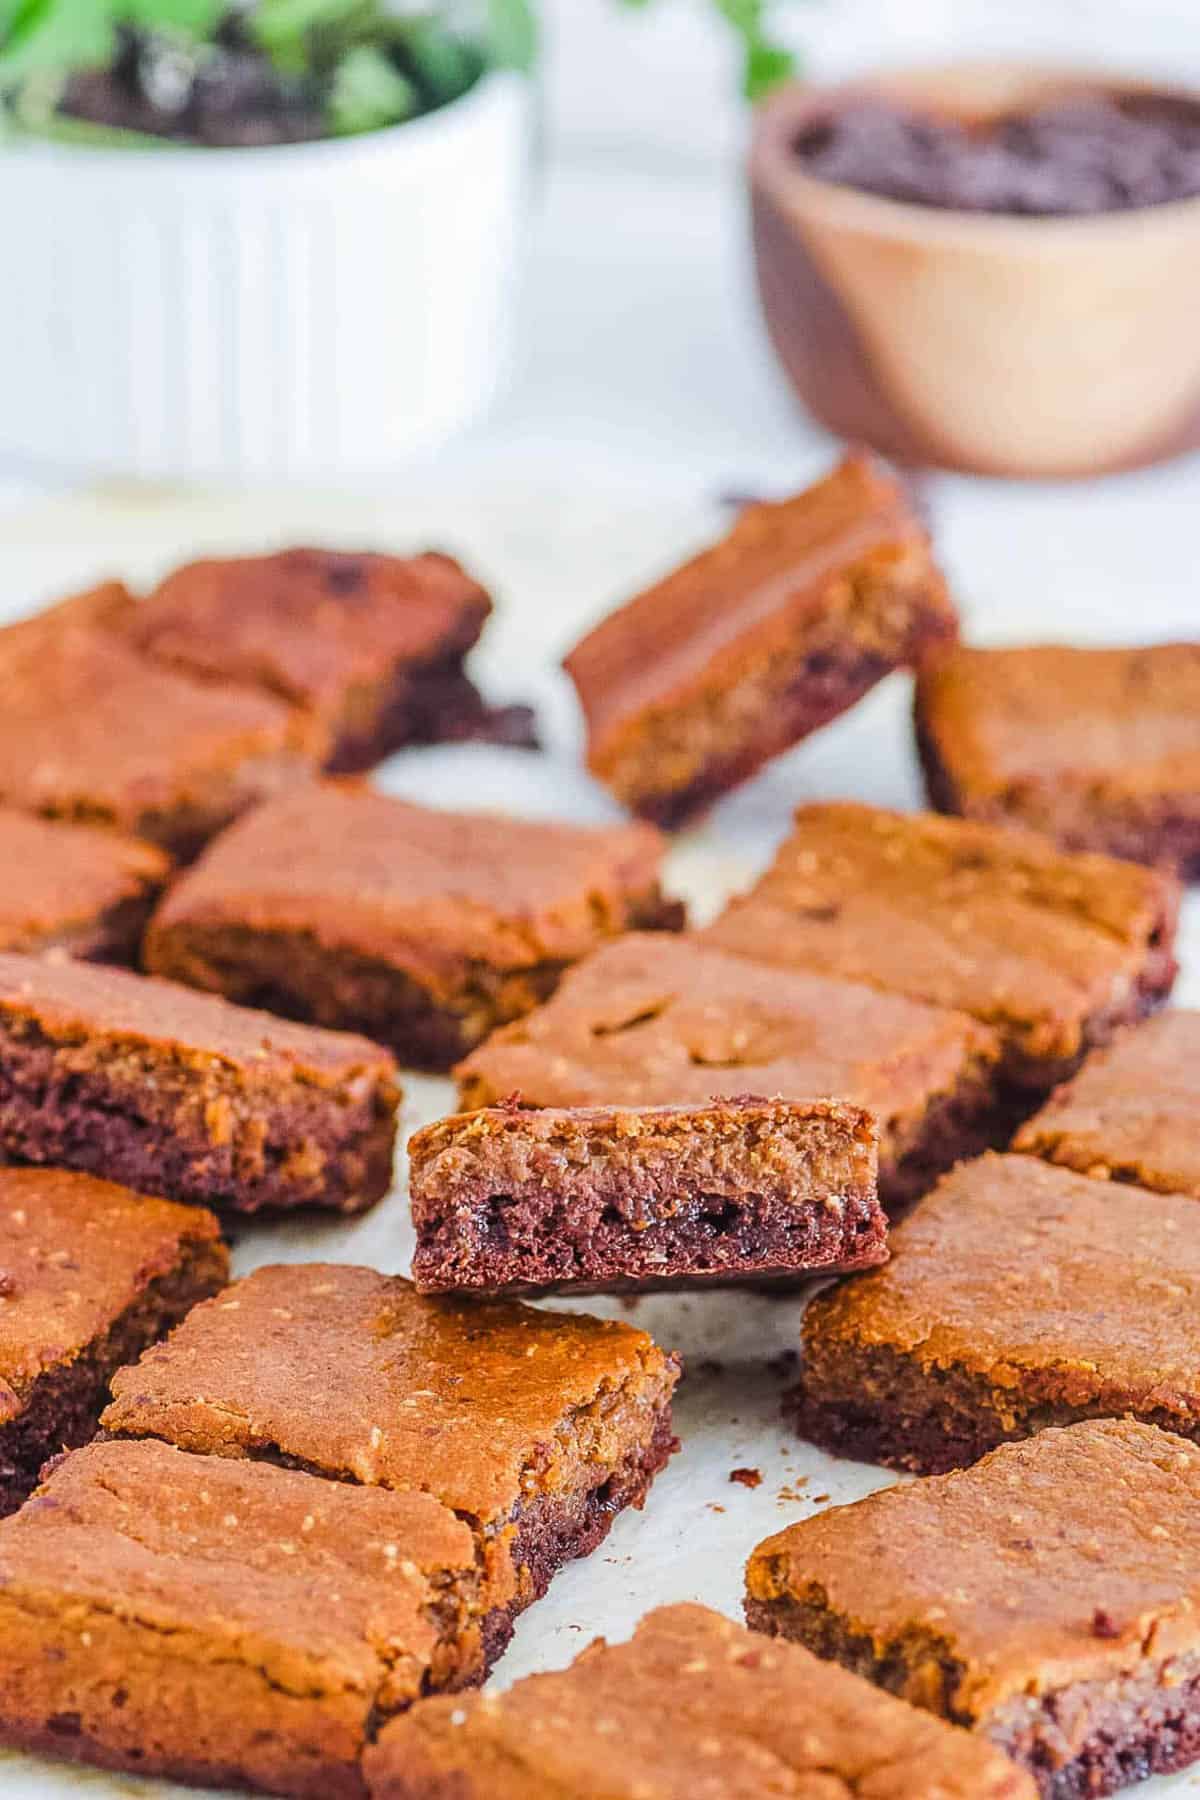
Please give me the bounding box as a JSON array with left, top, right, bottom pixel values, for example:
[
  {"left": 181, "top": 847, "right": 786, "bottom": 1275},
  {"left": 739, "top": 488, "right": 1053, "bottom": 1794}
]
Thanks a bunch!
[
  {"left": 746, "top": 1419, "right": 1200, "bottom": 1800},
  {"left": 705, "top": 802, "right": 1179, "bottom": 1089},
  {"left": 0, "top": 954, "right": 400, "bottom": 1215},
  {"left": 0, "top": 808, "right": 169, "bottom": 963},
  {"left": 916, "top": 642, "right": 1200, "bottom": 872},
  {"left": 791, "top": 1152, "right": 1200, "bottom": 1472},
  {"left": 410, "top": 1098, "right": 885, "bottom": 1295},
  {"left": 365, "top": 1602, "right": 1033, "bottom": 1800},
  {"left": 0, "top": 1438, "right": 486, "bottom": 1798},
  {"left": 1015, "top": 1011, "right": 1200, "bottom": 1197},
  {"left": 456, "top": 933, "right": 1002, "bottom": 1212},
  {"left": 125, "top": 546, "right": 509, "bottom": 773},
  {"left": 564, "top": 451, "right": 957, "bottom": 828},
  {"left": 0, "top": 1166, "right": 226, "bottom": 1514},
  {"left": 102, "top": 1262, "right": 680, "bottom": 1661},
  {"left": 145, "top": 783, "right": 682, "bottom": 1070}
]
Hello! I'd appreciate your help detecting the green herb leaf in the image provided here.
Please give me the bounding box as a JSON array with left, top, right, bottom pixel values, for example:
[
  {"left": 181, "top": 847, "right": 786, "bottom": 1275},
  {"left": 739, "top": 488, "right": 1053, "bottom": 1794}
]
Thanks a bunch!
[
  {"left": 485, "top": 0, "right": 536, "bottom": 73},
  {"left": 254, "top": 0, "right": 375, "bottom": 74},
  {"left": 121, "top": 0, "right": 226, "bottom": 35},
  {"left": 327, "top": 40, "right": 416, "bottom": 134},
  {"left": 0, "top": 0, "right": 112, "bottom": 76}
]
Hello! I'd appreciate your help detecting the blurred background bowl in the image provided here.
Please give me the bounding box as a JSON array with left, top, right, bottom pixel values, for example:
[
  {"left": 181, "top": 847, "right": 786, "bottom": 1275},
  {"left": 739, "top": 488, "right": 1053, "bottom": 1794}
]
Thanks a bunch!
[
  {"left": 750, "top": 61, "right": 1200, "bottom": 478},
  {"left": 0, "top": 68, "right": 532, "bottom": 484}
]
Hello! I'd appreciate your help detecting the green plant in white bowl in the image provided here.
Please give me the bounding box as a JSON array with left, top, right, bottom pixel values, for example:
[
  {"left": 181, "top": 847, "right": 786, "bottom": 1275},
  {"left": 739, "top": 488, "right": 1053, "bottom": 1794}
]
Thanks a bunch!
[{"left": 0, "top": 0, "right": 795, "bottom": 147}]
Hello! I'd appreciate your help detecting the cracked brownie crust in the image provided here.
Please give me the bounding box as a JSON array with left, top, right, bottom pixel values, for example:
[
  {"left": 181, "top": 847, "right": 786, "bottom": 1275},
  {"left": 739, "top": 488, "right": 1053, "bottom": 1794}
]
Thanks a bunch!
[
  {"left": 791, "top": 1152, "right": 1200, "bottom": 1472},
  {"left": 145, "top": 783, "right": 682, "bottom": 1069},
  {"left": 410, "top": 1097, "right": 886, "bottom": 1295},
  {"left": 0, "top": 1166, "right": 226, "bottom": 1515},
  {"left": 746, "top": 1419, "right": 1200, "bottom": 1799},
  {"left": 456, "top": 933, "right": 1004, "bottom": 1212},
  {"left": 564, "top": 451, "right": 958, "bottom": 829},
  {"left": 915, "top": 642, "right": 1200, "bottom": 874},
  {"left": 0, "top": 954, "right": 400, "bottom": 1215},
  {"left": 365, "top": 1602, "right": 1033, "bottom": 1799},
  {"left": 0, "top": 808, "right": 170, "bottom": 964},
  {"left": 705, "top": 801, "right": 1180, "bottom": 1089},
  {"left": 102, "top": 1262, "right": 680, "bottom": 1654},
  {"left": 0, "top": 1437, "right": 486, "bottom": 1798}
]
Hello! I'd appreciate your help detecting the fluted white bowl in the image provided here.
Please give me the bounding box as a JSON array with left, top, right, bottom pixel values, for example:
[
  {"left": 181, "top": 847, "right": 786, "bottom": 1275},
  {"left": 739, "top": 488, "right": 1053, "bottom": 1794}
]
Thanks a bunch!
[{"left": 0, "top": 71, "right": 531, "bottom": 481}]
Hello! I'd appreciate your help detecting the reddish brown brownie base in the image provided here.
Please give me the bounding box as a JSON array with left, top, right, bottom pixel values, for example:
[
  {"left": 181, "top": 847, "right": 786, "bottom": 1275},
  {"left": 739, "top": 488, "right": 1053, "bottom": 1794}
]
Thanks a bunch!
[
  {"left": 0, "top": 808, "right": 170, "bottom": 963},
  {"left": 0, "top": 1166, "right": 226, "bottom": 1515},
  {"left": 365, "top": 1603, "right": 1033, "bottom": 1800},
  {"left": 0, "top": 954, "right": 400, "bottom": 1215},
  {"left": 705, "top": 802, "right": 1180, "bottom": 1089},
  {"left": 145, "top": 783, "right": 682, "bottom": 1071},
  {"left": 456, "top": 933, "right": 1004, "bottom": 1213},
  {"left": 410, "top": 1098, "right": 886, "bottom": 1295},
  {"left": 746, "top": 1420, "right": 1200, "bottom": 1800},
  {"left": 0, "top": 1438, "right": 488, "bottom": 1799},
  {"left": 564, "top": 451, "right": 958, "bottom": 829},
  {"left": 916, "top": 642, "right": 1200, "bottom": 874},
  {"left": 790, "top": 1152, "right": 1200, "bottom": 1473}
]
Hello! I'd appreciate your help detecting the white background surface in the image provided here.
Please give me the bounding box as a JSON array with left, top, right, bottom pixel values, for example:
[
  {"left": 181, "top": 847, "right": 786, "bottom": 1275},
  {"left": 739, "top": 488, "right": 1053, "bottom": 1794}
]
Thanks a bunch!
[{"left": 1, "top": 1, "right": 1199, "bottom": 1794}]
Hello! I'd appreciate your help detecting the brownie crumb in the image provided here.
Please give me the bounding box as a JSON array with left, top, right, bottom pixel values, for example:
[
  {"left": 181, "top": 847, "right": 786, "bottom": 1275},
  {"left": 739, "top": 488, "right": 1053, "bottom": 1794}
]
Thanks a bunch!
[
  {"left": 730, "top": 1467, "right": 763, "bottom": 1489},
  {"left": 1091, "top": 1608, "right": 1123, "bottom": 1639}
]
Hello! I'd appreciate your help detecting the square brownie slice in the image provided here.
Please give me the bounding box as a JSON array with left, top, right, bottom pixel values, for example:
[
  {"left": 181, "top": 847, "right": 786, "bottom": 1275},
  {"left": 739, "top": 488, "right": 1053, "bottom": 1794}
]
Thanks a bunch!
[
  {"left": 126, "top": 547, "right": 504, "bottom": 774},
  {"left": 0, "top": 1437, "right": 486, "bottom": 1798},
  {"left": 0, "top": 808, "right": 170, "bottom": 964},
  {"left": 456, "top": 933, "right": 1003, "bottom": 1212},
  {"left": 704, "top": 802, "right": 1179, "bottom": 1089},
  {"left": 0, "top": 1166, "right": 226, "bottom": 1515},
  {"left": 916, "top": 642, "right": 1200, "bottom": 873},
  {"left": 563, "top": 451, "right": 957, "bottom": 829},
  {"left": 364, "top": 1602, "right": 1033, "bottom": 1800},
  {"left": 0, "top": 953, "right": 400, "bottom": 1215},
  {"left": 746, "top": 1418, "right": 1200, "bottom": 1800},
  {"left": 791, "top": 1151, "right": 1200, "bottom": 1473},
  {"left": 102, "top": 1261, "right": 680, "bottom": 1662},
  {"left": 0, "top": 618, "right": 321, "bottom": 859},
  {"left": 1015, "top": 1011, "right": 1200, "bottom": 1198},
  {"left": 410, "top": 1097, "right": 886, "bottom": 1295},
  {"left": 144, "top": 783, "right": 683, "bottom": 1070}
]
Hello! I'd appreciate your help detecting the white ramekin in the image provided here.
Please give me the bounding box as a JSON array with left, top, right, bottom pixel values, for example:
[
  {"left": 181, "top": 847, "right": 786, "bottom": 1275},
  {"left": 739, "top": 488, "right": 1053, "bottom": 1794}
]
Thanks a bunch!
[{"left": 0, "top": 71, "right": 531, "bottom": 481}]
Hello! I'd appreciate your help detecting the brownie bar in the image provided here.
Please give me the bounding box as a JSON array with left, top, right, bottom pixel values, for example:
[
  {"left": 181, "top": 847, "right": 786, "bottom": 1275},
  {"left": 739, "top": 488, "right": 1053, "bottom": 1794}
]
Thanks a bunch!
[
  {"left": 456, "top": 933, "right": 1004, "bottom": 1213},
  {"left": 704, "top": 801, "right": 1179, "bottom": 1089},
  {"left": 746, "top": 1418, "right": 1200, "bottom": 1800},
  {"left": 102, "top": 1262, "right": 680, "bottom": 1658},
  {"left": 0, "top": 1166, "right": 226, "bottom": 1515},
  {"left": 0, "top": 1437, "right": 486, "bottom": 1798},
  {"left": 563, "top": 451, "right": 958, "bottom": 829},
  {"left": 1015, "top": 1011, "right": 1200, "bottom": 1197},
  {"left": 144, "top": 783, "right": 682, "bottom": 1071},
  {"left": 410, "top": 1097, "right": 886, "bottom": 1295},
  {"left": 791, "top": 1151, "right": 1200, "bottom": 1472},
  {"left": 0, "top": 808, "right": 170, "bottom": 963},
  {"left": 916, "top": 642, "right": 1200, "bottom": 874},
  {"left": 365, "top": 1602, "right": 1033, "bottom": 1799},
  {"left": 0, "top": 953, "right": 400, "bottom": 1215},
  {"left": 125, "top": 547, "right": 498, "bottom": 774}
]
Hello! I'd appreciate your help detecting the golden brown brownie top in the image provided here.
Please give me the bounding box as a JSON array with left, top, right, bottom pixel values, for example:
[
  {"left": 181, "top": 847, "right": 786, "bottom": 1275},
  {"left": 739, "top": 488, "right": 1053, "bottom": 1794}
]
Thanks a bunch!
[
  {"left": 129, "top": 548, "right": 491, "bottom": 711},
  {"left": 0, "top": 808, "right": 169, "bottom": 948},
  {"left": 103, "top": 1262, "right": 679, "bottom": 1523},
  {"left": 747, "top": 1419, "right": 1200, "bottom": 1718},
  {"left": 0, "top": 622, "right": 320, "bottom": 824},
  {"left": 802, "top": 1152, "right": 1200, "bottom": 1391},
  {"left": 366, "top": 1603, "right": 1033, "bottom": 1799},
  {"left": 704, "top": 802, "right": 1177, "bottom": 1063},
  {"left": 456, "top": 932, "right": 997, "bottom": 1119},
  {"left": 150, "top": 783, "right": 672, "bottom": 979},
  {"left": 918, "top": 643, "right": 1200, "bottom": 796},
  {"left": 564, "top": 452, "right": 949, "bottom": 756},
  {"left": 1016, "top": 1011, "right": 1200, "bottom": 1197},
  {"left": 0, "top": 1166, "right": 225, "bottom": 1416},
  {"left": 0, "top": 1437, "right": 478, "bottom": 1706},
  {"left": 0, "top": 952, "right": 398, "bottom": 1089}
]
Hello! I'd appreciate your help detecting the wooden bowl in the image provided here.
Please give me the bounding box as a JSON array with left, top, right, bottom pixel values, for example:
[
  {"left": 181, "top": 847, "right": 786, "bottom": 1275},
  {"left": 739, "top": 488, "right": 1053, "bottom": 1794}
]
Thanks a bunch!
[{"left": 750, "top": 62, "right": 1200, "bottom": 478}]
